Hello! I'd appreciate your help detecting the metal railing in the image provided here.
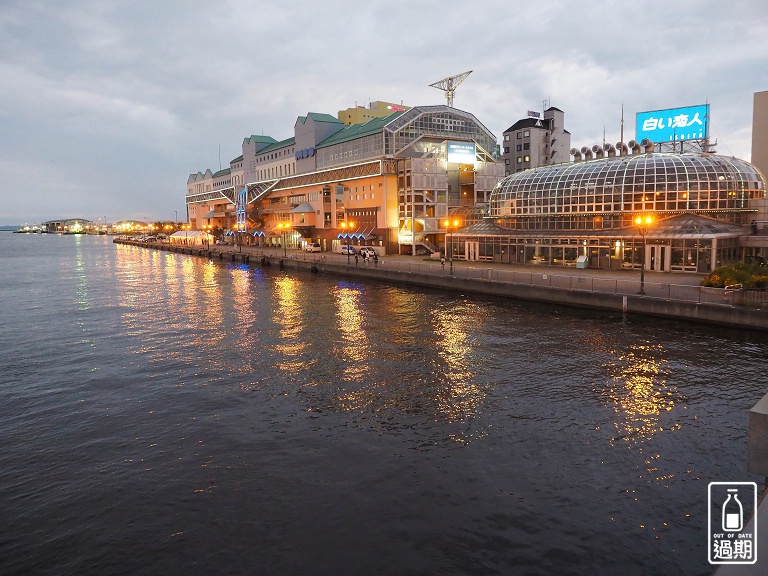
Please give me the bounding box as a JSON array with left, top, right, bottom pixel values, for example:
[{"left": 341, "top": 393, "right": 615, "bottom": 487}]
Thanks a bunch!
[{"left": 357, "top": 257, "right": 749, "bottom": 307}]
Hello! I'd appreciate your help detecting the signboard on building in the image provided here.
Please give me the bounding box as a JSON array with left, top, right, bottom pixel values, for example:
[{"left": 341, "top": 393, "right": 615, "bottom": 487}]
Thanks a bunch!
[
  {"left": 636, "top": 104, "right": 709, "bottom": 143},
  {"left": 447, "top": 141, "right": 476, "bottom": 164},
  {"left": 527, "top": 110, "right": 541, "bottom": 119}
]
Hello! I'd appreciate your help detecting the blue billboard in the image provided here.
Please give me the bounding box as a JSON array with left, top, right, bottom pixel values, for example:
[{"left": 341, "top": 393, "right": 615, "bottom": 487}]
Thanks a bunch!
[
  {"left": 636, "top": 104, "right": 709, "bottom": 143},
  {"left": 447, "top": 141, "right": 476, "bottom": 164}
]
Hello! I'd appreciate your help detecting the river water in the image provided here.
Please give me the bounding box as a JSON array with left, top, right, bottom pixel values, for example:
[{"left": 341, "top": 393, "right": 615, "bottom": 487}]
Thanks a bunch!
[{"left": 1, "top": 233, "right": 766, "bottom": 575}]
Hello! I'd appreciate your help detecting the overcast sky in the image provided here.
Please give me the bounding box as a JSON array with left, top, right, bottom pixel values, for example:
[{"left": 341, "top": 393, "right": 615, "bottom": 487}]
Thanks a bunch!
[{"left": 1, "top": 0, "right": 766, "bottom": 225}]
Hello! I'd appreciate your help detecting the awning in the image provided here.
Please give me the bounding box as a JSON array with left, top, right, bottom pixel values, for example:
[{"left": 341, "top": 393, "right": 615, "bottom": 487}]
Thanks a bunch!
[{"left": 290, "top": 202, "right": 315, "bottom": 214}]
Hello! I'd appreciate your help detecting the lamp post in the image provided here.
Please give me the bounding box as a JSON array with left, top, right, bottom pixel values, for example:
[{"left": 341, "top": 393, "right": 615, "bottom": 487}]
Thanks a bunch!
[
  {"left": 635, "top": 215, "right": 653, "bottom": 295},
  {"left": 341, "top": 220, "right": 355, "bottom": 263},
  {"left": 443, "top": 218, "right": 460, "bottom": 275},
  {"left": 277, "top": 222, "right": 290, "bottom": 258},
  {"left": 184, "top": 224, "right": 189, "bottom": 245}
]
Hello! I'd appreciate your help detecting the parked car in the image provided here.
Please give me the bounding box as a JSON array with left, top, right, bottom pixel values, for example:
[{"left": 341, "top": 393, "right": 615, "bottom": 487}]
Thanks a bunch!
[
  {"left": 305, "top": 242, "right": 321, "bottom": 252},
  {"left": 358, "top": 247, "right": 376, "bottom": 258},
  {"left": 341, "top": 246, "right": 356, "bottom": 255}
]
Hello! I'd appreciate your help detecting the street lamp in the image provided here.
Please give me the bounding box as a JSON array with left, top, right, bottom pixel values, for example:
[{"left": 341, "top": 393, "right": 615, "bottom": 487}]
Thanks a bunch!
[
  {"left": 277, "top": 222, "right": 290, "bottom": 257},
  {"left": 635, "top": 214, "right": 654, "bottom": 295},
  {"left": 443, "top": 218, "right": 460, "bottom": 274},
  {"left": 341, "top": 220, "right": 355, "bottom": 263}
]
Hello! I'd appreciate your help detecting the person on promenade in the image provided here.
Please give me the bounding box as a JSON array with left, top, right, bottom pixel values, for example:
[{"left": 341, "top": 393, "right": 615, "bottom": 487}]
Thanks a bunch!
[
  {"left": 355, "top": 253, "right": 359, "bottom": 266},
  {"left": 441, "top": 256, "right": 446, "bottom": 270},
  {"left": 374, "top": 253, "right": 378, "bottom": 267}
]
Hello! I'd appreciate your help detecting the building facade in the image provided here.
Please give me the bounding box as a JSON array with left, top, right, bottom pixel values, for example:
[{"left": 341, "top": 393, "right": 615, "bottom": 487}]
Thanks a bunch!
[
  {"left": 186, "top": 105, "right": 505, "bottom": 256},
  {"left": 337, "top": 101, "right": 410, "bottom": 126},
  {"left": 501, "top": 107, "right": 571, "bottom": 176},
  {"left": 752, "top": 90, "right": 768, "bottom": 180}
]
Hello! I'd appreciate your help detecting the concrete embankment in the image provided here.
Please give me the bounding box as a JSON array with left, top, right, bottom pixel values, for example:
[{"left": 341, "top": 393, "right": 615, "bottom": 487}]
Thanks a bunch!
[{"left": 115, "top": 239, "right": 768, "bottom": 331}]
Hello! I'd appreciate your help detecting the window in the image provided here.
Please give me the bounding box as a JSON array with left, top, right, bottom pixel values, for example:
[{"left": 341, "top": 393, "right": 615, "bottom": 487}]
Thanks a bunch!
[
  {"left": 517, "top": 157, "right": 522, "bottom": 164},
  {"left": 523, "top": 143, "right": 530, "bottom": 150},
  {"left": 524, "top": 130, "right": 530, "bottom": 137},
  {"left": 504, "top": 135, "right": 510, "bottom": 141},
  {"left": 505, "top": 159, "right": 510, "bottom": 165},
  {"left": 504, "top": 147, "right": 509, "bottom": 153},
  {"left": 516, "top": 144, "right": 522, "bottom": 152},
  {"left": 517, "top": 132, "right": 522, "bottom": 139},
  {"left": 524, "top": 155, "right": 530, "bottom": 162}
]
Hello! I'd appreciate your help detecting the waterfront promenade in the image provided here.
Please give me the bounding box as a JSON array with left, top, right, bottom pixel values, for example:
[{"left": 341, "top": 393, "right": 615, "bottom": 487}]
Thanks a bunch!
[{"left": 115, "top": 238, "right": 768, "bottom": 331}]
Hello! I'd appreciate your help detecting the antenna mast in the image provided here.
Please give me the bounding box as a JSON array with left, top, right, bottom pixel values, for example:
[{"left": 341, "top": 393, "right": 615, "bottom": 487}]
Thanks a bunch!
[{"left": 429, "top": 71, "right": 473, "bottom": 107}]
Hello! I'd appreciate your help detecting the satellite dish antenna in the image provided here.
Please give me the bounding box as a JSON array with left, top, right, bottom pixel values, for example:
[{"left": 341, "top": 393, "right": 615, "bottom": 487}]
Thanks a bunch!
[{"left": 429, "top": 71, "right": 472, "bottom": 107}]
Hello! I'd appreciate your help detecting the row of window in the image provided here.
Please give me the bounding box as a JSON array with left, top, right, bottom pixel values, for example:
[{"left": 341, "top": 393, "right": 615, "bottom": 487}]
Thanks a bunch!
[
  {"left": 503, "top": 144, "right": 530, "bottom": 154},
  {"left": 504, "top": 130, "right": 531, "bottom": 141},
  {"left": 256, "top": 147, "right": 294, "bottom": 163}
]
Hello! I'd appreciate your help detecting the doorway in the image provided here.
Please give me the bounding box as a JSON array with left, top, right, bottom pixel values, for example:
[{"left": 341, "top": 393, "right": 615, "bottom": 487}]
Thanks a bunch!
[
  {"left": 465, "top": 241, "right": 479, "bottom": 261},
  {"left": 648, "top": 244, "right": 669, "bottom": 272}
]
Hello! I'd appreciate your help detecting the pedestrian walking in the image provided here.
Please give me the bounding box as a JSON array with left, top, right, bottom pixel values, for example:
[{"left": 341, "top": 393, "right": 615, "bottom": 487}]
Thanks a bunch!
[
  {"left": 355, "top": 254, "right": 359, "bottom": 266},
  {"left": 374, "top": 253, "right": 378, "bottom": 267}
]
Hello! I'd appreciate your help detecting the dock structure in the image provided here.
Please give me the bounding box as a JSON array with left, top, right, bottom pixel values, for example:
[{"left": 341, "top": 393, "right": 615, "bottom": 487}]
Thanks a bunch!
[{"left": 114, "top": 237, "right": 768, "bottom": 331}]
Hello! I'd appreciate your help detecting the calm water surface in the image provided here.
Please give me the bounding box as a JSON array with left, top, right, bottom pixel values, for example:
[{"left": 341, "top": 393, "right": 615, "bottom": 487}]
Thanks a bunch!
[{"left": 1, "top": 233, "right": 766, "bottom": 575}]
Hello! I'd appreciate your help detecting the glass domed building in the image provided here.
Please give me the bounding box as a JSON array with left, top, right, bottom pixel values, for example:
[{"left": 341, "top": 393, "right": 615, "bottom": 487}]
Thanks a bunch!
[{"left": 453, "top": 151, "right": 767, "bottom": 273}]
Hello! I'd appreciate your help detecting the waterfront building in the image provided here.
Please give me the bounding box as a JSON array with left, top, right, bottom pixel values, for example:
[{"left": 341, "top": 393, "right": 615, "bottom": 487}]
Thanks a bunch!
[
  {"left": 752, "top": 90, "right": 768, "bottom": 181},
  {"left": 186, "top": 104, "right": 504, "bottom": 255},
  {"left": 501, "top": 107, "right": 571, "bottom": 176},
  {"left": 453, "top": 142, "right": 768, "bottom": 272},
  {"left": 41, "top": 218, "right": 98, "bottom": 233}
]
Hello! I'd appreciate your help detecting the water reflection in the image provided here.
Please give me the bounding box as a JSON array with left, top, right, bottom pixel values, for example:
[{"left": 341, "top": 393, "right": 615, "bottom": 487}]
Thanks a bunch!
[
  {"left": 431, "top": 301, "right": 486, "bottom": 429},
  {"left": 231, "top": 264, "right": 257, "bottom": 354},
  {"left": 598, "top": 341, "right": 678, "bottom": 448},
  {"left": 332, "top": 282, "right": 370, "bottom": 382},
  {"left": 272, "top": 275, "right": 308, "bottom": 372}
]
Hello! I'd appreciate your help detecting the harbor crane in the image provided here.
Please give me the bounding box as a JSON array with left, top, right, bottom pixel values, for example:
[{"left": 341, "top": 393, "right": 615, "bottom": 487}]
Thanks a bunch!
[{"left": 429, "top": 71, "right": 472, "bottom": 108}]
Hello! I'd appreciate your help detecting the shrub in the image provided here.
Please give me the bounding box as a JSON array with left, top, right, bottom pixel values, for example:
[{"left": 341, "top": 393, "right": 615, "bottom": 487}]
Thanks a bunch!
[{"left": 701, "top": 262, "right": 768, "bottom": 288}]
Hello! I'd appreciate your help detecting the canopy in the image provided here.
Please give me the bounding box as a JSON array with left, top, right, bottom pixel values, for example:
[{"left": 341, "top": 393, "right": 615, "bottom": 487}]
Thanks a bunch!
[{"left": 170, "top": 230, "right": 208, "bottom": 238}]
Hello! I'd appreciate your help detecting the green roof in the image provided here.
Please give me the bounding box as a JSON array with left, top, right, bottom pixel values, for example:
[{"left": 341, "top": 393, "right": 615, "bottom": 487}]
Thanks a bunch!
[
  {"left": 231, "top": 155, "right": 243, "bottom": 163},
  {"left": 258, "top": 136, "right": 296, "bottom": 155},
  {"left": 213, "top": 168, "right": 231, "bottom": 177},
  {"left": 297, "top": 112, "right": 343, "bottom": 125},
  {"left": 243, "top": 135, "right": 277, "bottom": 145},
  {"left": 316, "top": 112, "right": 403, "bottom": 149}
]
